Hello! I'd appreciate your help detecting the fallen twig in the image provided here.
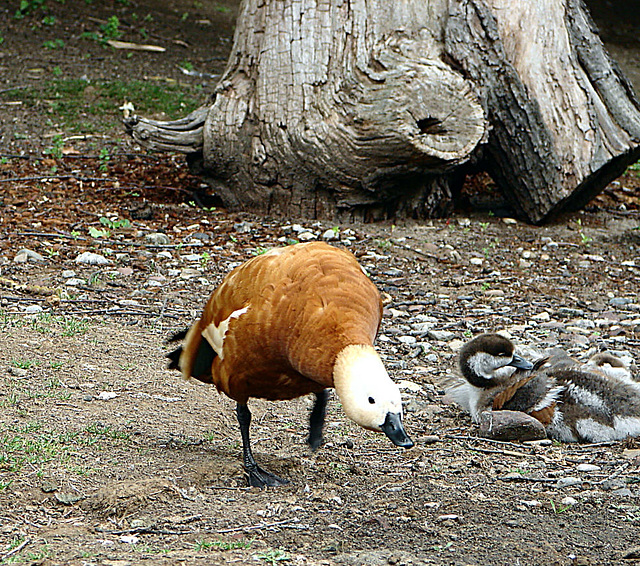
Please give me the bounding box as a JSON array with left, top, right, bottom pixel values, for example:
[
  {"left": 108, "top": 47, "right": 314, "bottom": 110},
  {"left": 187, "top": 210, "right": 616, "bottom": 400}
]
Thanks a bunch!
[
  {"left": 1, "top": 538, "right": 30, "bottom": 561},
  {"left": 215, "top": 517, "right": 302, "bottom": 534}
]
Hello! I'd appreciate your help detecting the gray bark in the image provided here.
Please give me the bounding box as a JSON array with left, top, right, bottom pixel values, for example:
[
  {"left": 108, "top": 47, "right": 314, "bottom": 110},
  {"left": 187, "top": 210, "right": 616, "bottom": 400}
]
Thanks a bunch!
[{"left": 125, "top": 0, "right": 640, "bottom": 224}]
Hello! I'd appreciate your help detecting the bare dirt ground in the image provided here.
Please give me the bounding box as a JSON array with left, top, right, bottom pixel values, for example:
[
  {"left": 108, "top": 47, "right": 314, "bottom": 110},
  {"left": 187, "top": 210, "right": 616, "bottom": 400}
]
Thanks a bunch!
[{"left": 2, "top": 2, "right": 640, "bottom": 565}]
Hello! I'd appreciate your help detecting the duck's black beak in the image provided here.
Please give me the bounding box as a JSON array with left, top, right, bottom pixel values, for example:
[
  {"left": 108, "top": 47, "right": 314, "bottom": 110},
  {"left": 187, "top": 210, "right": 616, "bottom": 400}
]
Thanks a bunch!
[
  {"left": 509, "top": 354, "right": 534, "bottom": 370},
  {"left": 380, "top": 412, "right": 414, "bottom": 449}
]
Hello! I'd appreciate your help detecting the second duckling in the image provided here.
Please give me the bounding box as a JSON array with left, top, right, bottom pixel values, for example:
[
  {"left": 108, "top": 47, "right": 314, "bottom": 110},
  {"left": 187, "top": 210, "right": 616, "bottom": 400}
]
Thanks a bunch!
[{"left": 447, "top": 333, "right": 640, "bottom": 443}]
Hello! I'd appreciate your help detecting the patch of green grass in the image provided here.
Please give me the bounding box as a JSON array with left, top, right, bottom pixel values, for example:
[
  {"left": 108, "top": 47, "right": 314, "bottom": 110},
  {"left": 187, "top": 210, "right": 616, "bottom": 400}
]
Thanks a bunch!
[
  {"left": 83, "top": 423, "right": 131, "bottom": 442},
  {"left": 0, "top": 420, "right": 133, "bottom": 479},
  {"left": 550, "top": 500, "right": 570, "bottom": 514},
  {"left": 15, "top": 0, "right": 46, "bottom": 18},
  {"left": 44, "top": 134, "right": 64, "bottom": 158},
  {"left": 257, "top": 549, "right": 290, "bottom": 565},
  {"left": 43, "top": 38, "right": 65, "bottom": 50},
  {"left": 81, "top": 15, "right": 123, "bottom": 45},
  {"left": 194, "top": 538, "right": 254, "bottom": 551},
  {"left": 11, "top": 359, "right": 35, "bottom": 369},
  {"left": 0, "top": 79, "right": 203, "bottom": 133}
]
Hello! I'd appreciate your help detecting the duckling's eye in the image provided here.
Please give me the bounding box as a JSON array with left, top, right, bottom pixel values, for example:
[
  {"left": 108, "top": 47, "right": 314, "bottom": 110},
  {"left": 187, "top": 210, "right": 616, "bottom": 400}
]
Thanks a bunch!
[{"left": 368, "top": 397, "right": 375, "bottom": 404}]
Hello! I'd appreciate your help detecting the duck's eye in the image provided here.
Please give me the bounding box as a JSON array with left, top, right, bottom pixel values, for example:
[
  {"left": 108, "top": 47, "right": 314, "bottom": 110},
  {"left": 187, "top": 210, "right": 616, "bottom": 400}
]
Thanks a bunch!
[{"left": 368, "top": 397, "right": 375, "bottom": 404}]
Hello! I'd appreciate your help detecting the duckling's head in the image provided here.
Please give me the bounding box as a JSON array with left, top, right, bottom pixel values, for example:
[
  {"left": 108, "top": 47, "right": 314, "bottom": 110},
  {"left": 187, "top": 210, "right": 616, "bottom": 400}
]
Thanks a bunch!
[
  {"left": 586, "top": 352, "right": 634, "bottom": 382},
  {"left": 459, "top": 333, "right": 534, "bottom": 388},
  {"left": 333, "top": 345, "right": 413, "bottom": 449}
]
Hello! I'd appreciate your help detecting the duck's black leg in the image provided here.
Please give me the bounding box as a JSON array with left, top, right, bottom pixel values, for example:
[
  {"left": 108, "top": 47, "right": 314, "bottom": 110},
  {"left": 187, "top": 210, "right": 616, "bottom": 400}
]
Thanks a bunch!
[
  {"left": 235, "top": 403, "right": 288, "bottom": 488},
  {"left": 307, "top": 390, "right": 329, "bottom": 451}
]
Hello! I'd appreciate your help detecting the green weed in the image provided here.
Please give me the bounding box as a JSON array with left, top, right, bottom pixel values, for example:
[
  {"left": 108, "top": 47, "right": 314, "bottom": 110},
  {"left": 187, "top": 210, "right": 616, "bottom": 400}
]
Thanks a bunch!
[
  {"left": 15, "top": 0, "right": 46, "bottom": 18},
  {"left": 44, "top": 134, "right": 64, "bottom": 158},
  {"left": 0, "top": 79, "right": 203, "bottom": 133},
  {"left": 257, "top": 549, "right": 290, "bottom": 564},
  {"left": 11, "top": 359, "right": 35, "bottom": 369},
  {"left": 43, "top": 38, "right": 65, "bottom": 50},
  {"left": 98, "top": 148, "right": 110, "bottom": 172},
  {"left": 194, "top": 538, "right": 254, "bottom": 551}
]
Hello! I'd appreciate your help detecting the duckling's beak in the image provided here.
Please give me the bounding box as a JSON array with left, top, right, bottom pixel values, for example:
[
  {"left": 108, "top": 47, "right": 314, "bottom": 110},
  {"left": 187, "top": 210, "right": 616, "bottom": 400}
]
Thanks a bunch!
[
  {"left": 380, "top": 412, "right": 414, "bottom": 448},
  {"left": 509, "top": 354, "right": 534, "bottom": 370}
]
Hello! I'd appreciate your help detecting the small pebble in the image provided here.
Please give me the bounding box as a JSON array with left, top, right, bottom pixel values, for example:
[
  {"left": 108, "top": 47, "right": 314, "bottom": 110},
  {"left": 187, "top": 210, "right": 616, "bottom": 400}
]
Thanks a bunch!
[
  {"left": 9, "top": 367, "right": 28, "bottom": 378},
  {"left": 322, "top": 228, "right": 339, "bottom": 241},
  {"left": 97, "top": 392, "right": 117, "bottom": 401},
  {"left": 556, "top": 477, "right": 582, "bottom": 488},
  {"left": 145, "top": 233, "right": 170, "bottom": 245},
  {"left": 576, "top": 464, "right": 601, "bottom": 473},
  {"left": 561, "top": 496, "right": 578, "bottom": 506},
  {"left": 61, "top": 270, "right": 76, "bottom": 278},
  {"left": 75, "top": 252, "right": 109, "bottom": 265},
  {"left": 24, "top": 304, "right": 43, "bottom": 314},
  {"left": 14, "top": 249, "right": 45, "bottom": 263}
]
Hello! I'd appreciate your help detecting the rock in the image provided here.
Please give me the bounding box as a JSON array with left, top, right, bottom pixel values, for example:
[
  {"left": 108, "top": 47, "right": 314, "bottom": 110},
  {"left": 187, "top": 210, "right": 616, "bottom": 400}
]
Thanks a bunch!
[
  {"left": 601, "top": 478, "right": 627, "bottom": 491},
  {"left": 8, "top": 367, "right": 28, "bottom": 378},
  {"left": 561, "top": 496, "right": 578, "bottom": 506},
  {"left": 65, "top": 278, "right": 85, "bottom": 286},
  {"left": 621, "top": 547, "right": 640, "bottom": 560},
  {"left": 383, "top": 268, "right": 404, "bottom": 277},
  {"left": 576, "top": 463, "right": 601, "bottom": 473},
  {"left": 179, "top": 268, "right": 201, "bottom": 279},
  {"left": 322, "top": 228, "right": 339, "bottom": 241},
  {"left": 556, "top": 477, "right": 582, "bottom": 488},
  {"left": 41, "top": 480, "right": 58, "bottom": 493},
  {"left": 502, "top": 217, "right": 517, "bottom": 225},
  {"left": 23, "top": 304, "right": 43, "bottom": 314},
  {"left": 610, "top": 297, "right": 631, "bottom": 307},
  {"left": 96, "top": 392, "right": 117, "bottom": 401},
  {"left": 156, "top": 251, "right": 172, "bottom": 259},
  {"left": 427, "top": 330, "right": 455, "bottom": 341},
  {"left": 469, "top": 257, "right": 483, "bottom": 266},
  {"left": 189, "top": 232, "right": 210, "bottom": 242},
  {"left": 411, "top": 321, "right": 435, "bottom": 333},
  {"left": 145, "top": 232, "right": 170, "bottom": 245},
  {"left": 622, "top": 449, "right": 640, "bottom": 460},
  {"left": 478, "top": 410, "right": 547, "bottom": 442},
  {"left": 14, "top": 248, "right": 45, "bottom": 263},
  {"left": 397, "top": 335, "right": 417, "bottom": 345},
  {"left": 532, "top": 311, "right": 551, "bottom": 321},
  {"left": 298, "top": 231, "right": 316, "bottom": 241},
  {"left": 234, "top": 221, "right": 253, "bottom": 233},
  {"left": 182, "top": 253, "right": 202, "bottom": 262},
  {"left": 612, "top": 488, "right": 634, "bottom": 497},
  {"left": 75, "top": 252, "right": 110, "bottom": 265},
  {"left": 61, "top": 270, "right": 76, "bottom": 278},
  {"left": 397, "top": 380, "right": 422, "bottom": 392},
  {"left": 55, "top": 492, "right": 84, "bottom": 505}
]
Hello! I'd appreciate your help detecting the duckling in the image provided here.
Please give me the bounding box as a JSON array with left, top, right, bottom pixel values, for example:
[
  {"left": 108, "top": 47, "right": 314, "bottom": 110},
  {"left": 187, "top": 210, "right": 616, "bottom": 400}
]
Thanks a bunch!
[
  {"left": 448, "top": 333, "right": 640, "bottom": 443},
  {"left": 585, "top": 352, "right": 638, "bottom": 388},
  {"left": 168, "top": 242, "right": 413, "bottom": 487}
]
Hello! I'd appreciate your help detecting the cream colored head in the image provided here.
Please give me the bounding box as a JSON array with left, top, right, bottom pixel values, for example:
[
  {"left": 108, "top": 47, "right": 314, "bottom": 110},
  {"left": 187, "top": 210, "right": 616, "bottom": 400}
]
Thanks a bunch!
[{"left": 333, "top": 345, "right": 413, "bottom": 448}]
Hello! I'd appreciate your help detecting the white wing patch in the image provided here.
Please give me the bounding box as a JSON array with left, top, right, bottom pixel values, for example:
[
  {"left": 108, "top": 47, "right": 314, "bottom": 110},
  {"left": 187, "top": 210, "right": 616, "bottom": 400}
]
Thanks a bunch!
[
  {"left": 531, "top": 385, "right": 565, "bottom": 412},
  {"left": 564, "top": 382, "right": 608, "bottom": 412},
  {"left": 575, "top": 416, "right": 640, "bottom": 442},
  {"left": 201, "top": 306, "right": 249, "bottom": 360}
]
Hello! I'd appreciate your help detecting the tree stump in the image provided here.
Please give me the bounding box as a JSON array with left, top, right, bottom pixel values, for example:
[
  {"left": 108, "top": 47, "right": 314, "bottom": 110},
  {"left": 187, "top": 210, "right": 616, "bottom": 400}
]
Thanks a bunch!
[{"left": 126, "top": 0, "right": 640, "bottom": 224}]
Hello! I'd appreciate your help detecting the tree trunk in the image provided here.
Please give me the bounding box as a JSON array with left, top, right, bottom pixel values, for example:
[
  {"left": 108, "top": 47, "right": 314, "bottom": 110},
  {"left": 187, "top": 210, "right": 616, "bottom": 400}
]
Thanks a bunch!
[{"left": 125, "top": 0, "right": 640, "bottom": 224}]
